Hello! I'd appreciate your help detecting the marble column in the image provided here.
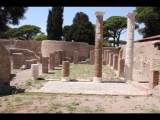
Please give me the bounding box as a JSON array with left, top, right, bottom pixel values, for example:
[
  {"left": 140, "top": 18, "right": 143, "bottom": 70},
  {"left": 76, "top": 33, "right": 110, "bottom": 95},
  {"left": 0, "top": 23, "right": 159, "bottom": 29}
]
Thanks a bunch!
[
  {"left": 31, "top": 64, "right": 39, "bottom": 80},
  {"left": 93, "top": 11, "right": 105, "bottom": 83},
  {"left": 124, "top": 12, "right": 137, "bottom": 83}
]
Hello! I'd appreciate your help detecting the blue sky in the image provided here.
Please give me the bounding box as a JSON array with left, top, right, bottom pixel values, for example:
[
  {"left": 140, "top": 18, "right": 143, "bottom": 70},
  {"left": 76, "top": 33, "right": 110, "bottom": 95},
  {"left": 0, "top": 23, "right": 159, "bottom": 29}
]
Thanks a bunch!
[{"left": 9, "top": 7, "right": 144, "bottom": 41}]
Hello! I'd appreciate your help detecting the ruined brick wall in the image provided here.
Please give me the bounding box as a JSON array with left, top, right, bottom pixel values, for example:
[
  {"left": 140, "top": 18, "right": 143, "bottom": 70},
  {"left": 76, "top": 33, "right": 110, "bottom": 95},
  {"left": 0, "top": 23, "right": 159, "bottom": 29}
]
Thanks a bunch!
[
  {"left": 103, "top": 47, "right": 120, "bottom": 55},
  {"left": 41, "top": 40, "right": 89, "bottom": 61},
  {"left": 121, "top": 40, "right": 160, "bottom": 82},
  {"left": 0, "top": 39, "right": 41, "bottom": 56},
  {"left": 0, "top": 42, "right": 11, "bottom": 85},
  {"left": 10, "top": 48, "right": 40, "bottom": 62}
]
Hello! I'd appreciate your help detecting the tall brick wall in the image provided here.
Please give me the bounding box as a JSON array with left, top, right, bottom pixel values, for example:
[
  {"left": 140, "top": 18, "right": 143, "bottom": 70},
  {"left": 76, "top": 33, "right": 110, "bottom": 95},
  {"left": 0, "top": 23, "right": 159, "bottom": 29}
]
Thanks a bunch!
[
  {"left": 41, "top": 40, "right": 89, "bottom": 61},
  {"left": 0, "top": 42, "right": 11, "bottom": 85}
]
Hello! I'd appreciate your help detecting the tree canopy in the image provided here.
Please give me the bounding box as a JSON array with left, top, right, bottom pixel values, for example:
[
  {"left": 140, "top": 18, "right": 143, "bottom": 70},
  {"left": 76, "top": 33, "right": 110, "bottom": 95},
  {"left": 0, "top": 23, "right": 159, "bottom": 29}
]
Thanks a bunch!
[
  {"left": 0, "top": 7, "right": 28, "bottom": 33},
  {"left": 134, "top": 7, "right": 160, "bottom": 38},
  {"left": 63, "top": 12, "right": 95, "bottom": 45},
  {"left": 46, "top": 7, "right": 64, "bottom": 40},
  {"left": 2, "top": 25, "right": 41, "bottom": 40},
  {"left": 34, "top": 33, "right": 47, "bottom": 41},
  {"left": 104, "top": 16, "right": 138, "bottom": 47}
]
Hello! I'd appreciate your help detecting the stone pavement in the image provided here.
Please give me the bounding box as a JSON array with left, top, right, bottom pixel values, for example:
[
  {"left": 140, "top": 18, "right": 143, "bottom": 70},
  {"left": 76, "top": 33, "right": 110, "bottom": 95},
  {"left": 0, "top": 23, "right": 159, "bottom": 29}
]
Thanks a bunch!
[{"left": 32, "top": 81, "right": 149, "bottom": 96}]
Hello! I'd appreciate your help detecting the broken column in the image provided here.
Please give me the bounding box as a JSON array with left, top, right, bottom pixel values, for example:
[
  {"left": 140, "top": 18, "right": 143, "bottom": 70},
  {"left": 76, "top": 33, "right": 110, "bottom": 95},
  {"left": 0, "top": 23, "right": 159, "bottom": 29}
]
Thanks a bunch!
[
  {"left": 93, "top": 11, "right": 105, "bottom": 83},
  {"left": 119, "top": 49, "right": 123, "bottom": 59},
  {"left": 124, "top": 12, "right": 137, "bottom": 83},
  {"left": 103, "top": 50, "right": 108, "bottom": 65},
  {"left": 42, "top": 57, "right": 48, "bottom": 73},
  {"left": 113, "top": 54, "right": 118, "bottom": 70},
  {"left": 54, "top": 51, "right": 60, "bottom": 67},
  {"left": 61, "top": 61, "right": 70, "bottom": 82},
  {"left": 50, "top": 53, "right": 55, "bottom": 69},
  {"left": 58, "top": 50, "right": 63, "bottom": 65},
  {"left": 109, "top": 52, "right": 113, "bottom": 66},
  {"left": 149, "top": 69, "right": 159, "bottom": 89},
  {"left": 12, "top": 53, "right": 24, "bottom": 69},
  {"left": 73, "top": 51, "right": 78, "bottom": 64},
  {"left": 106, "top": 50, "right": 111, "bottom": 65},
  {"left": 118, "top": 58, "right": 125, "bottom": 77},
  {"left": 90, "top": 50, "right": 95, "bottom": 65},
  {"left": 31, "top": 64, "right": 39, "bottom": 80}
]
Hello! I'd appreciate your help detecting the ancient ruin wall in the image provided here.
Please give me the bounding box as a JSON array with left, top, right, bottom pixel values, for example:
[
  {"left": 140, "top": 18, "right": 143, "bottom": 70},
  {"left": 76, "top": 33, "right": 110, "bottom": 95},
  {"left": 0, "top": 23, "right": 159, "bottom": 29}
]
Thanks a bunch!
[
  {"left": 10, "top": 48, "right": 40, "bottom": 62},
  {"left": 41, "top": 40, "right": 89, "bottom": 61},
  {"left": 0, "top": 39, "right": 41, "bottom": 56},
  {"left": 0, "top": 42, "right": 11, "bottom": 85},
  {"left": 121, "top": 40, "right": 160, "bottom": 81}
]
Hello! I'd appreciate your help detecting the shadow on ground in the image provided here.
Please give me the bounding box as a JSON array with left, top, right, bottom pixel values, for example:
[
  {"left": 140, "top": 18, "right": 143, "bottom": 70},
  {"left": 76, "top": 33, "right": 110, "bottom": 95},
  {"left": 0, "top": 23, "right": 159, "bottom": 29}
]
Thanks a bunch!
[{"left": 0, "top": 85, "right": 25, "bottom": 97}]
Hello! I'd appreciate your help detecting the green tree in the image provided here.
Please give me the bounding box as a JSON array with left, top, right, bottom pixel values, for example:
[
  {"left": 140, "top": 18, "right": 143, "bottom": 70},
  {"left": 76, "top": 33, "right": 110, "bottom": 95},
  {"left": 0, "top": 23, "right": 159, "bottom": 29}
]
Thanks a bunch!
[
  {"left": 46, "top": 7, "right": 64, "bottom": 40},
  {"left": 34, "top": 33, "right": 47, "bottom": 41},
  {"left": 104, "top": 16, "right": 138, "bottom": 47},
  {"left": 67, "top": 12, "right": 95, "bottom": 45},
  {"left": 2, "top": 27, "right": 18, "bottom": 39},
  {"left": 6, "top": 25, "right": 42, "bottom": 40},
  {"left": 62, "top": 25, "right": 71, "bottom": 40},
  {"left": 134, "top": 7, "right": 160, "bottom": 38},
  {"left": 46, "top": 9, "right": 52, "bottom": 40},
  {"left": 0, "top": 7, "right": 28, "bottom": 33}
]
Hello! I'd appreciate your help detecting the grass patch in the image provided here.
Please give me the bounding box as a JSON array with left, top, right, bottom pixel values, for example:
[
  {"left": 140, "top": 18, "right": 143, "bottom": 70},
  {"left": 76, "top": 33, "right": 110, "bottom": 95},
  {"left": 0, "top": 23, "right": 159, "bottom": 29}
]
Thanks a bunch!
[
  {"left": 149, "top": 109, "right": 160, "bottom": 113},
  {"left": 14, "top": 97, "right": 22, "bottom": 102},
  {"left": 25, "top": 81, "right": 32, "bottom": 86},
  {"left": 70, "top": 101, "right": 80, "bottom": 106},
  {"left": 79, "top": 106, "right": 93, "bottom": 113},
  {"left": 66, "top": 104, "right": 77, "bottom": 112},
  {"left": 51, "top": 103, "right": 62, "bottom": 110},
  {"left": 124, "top": 95, "right": 130, "bottom": 99},
  {"left": 94, "top": 106, "right": 105, "bottom": 113},
  {"left": 2, "top": 108, "right": 14, "bottom": 113}
]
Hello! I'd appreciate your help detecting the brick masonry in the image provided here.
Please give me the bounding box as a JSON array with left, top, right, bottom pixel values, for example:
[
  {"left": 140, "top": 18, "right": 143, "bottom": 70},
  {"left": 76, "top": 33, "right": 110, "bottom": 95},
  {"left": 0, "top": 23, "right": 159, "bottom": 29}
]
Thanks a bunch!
[
  {"left": 113, "top": 54, "right": 118, "bottom": 70},
  {"left": 149, "top": 69, "right": 159, "bottom": 89},
  {"left": 73, "top": 51, "right": 78, "bottom": 64},
  {"left": 12, "top": 53, "right": 24, "bottom": 69},
  {"left": 0, "top": 42, "right": 11, "bottom": 85},
  {"left": 118, "top": 58, "right": 125, "bottom": 77}
]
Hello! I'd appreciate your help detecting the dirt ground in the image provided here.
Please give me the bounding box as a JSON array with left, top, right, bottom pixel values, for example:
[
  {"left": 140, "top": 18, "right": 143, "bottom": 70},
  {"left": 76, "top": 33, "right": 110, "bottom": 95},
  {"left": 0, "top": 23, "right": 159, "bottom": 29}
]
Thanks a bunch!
[
  {"left": 0, "top": 92, "right": 160, "bottom": 113},
  {"left": 0, "top": 63, "right": 160, "bottom": 113}
]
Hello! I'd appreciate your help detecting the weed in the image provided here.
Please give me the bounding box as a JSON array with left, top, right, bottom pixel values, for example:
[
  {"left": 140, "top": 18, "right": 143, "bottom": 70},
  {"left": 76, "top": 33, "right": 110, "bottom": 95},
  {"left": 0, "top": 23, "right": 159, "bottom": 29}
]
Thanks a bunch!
[
  {"left": 149, "top": 109, "right": 160, "bottom": 113},
  {"left": 70, "top": 101, "right": 80, "bottom": 106},
  {"left": 66, "top": 104, "right": 77, "bottom": 112},
  {"left": 25, "top": 81, "right": 32, "bottom": 86},
  {"left": 15, "top": 97, "right": 22, "bottom": 102},
  {"left": 55, "top": 110, "right": 63, "bottom": 114},
  {"left": 124, "top": 95, "right": 130, "bottom": 99},
  {"left": 51, "top": 103, "right": 62, "bottom": 110},
  {"left": 79, "top": 106, "right": 92, "bottom": 113},
  {"left": 94, "top": 106, "right": 105, "bottom": 113}
]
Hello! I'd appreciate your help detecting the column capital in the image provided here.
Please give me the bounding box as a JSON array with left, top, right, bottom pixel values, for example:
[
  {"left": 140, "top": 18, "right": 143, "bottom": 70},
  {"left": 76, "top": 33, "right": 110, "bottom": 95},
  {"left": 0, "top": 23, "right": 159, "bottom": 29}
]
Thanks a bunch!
[
  {"left": 95, "top": 11, "right": 105, "bottom": 16},
  {"left": 126, "top": 12, "right": 138, "bottom": 17}
]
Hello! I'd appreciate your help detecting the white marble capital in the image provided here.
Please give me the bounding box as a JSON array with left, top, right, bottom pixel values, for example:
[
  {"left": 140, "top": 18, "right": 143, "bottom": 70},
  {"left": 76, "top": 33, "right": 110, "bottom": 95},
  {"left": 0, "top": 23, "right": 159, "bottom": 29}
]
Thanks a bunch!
[{"left": 126, "top": 12, "right": 138, "bottom": 17}]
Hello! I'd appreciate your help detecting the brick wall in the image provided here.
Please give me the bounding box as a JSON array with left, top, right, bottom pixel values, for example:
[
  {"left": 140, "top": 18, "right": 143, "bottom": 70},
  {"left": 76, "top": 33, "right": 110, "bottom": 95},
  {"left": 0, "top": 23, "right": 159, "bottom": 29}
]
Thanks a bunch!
[{"left": 0, "top": 42, "right": 11, "bottom": 85}]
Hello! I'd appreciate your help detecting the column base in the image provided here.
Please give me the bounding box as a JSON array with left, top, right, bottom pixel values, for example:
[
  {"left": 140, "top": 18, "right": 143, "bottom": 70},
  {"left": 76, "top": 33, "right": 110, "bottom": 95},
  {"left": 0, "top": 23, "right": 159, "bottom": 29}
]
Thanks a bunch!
[
  {"left": 61, "top": 77, "right": 70, "bottom": 82},
  {"left": 124, "top": 79, "right": 131, "bottom": 84},
  {"left": 93, "top": 77, "right": 102, "bottom": 83}
]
